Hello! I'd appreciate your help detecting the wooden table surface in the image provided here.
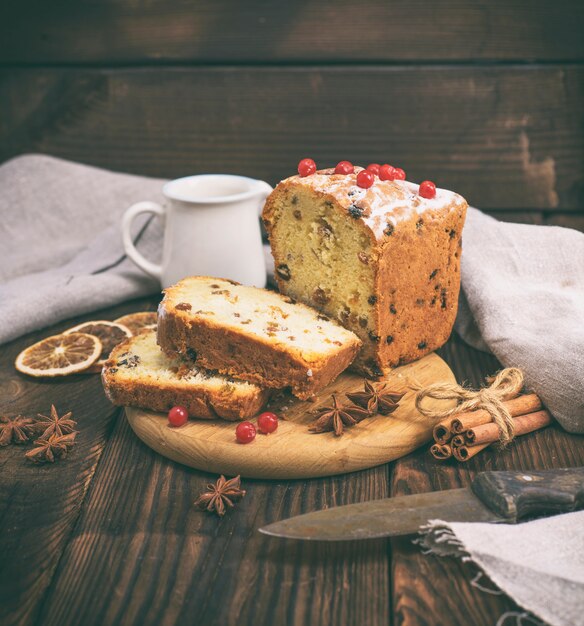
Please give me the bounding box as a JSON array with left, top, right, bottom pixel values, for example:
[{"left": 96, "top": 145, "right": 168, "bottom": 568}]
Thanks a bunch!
[{"left": 1, "top": 295, "right": 582, "bottom": 626}]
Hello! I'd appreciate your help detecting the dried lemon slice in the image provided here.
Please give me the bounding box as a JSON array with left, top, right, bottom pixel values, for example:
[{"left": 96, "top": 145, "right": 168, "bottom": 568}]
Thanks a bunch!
[
  {"left": 64, "top": 321, "right": 132, "bottom": 371},
  {"left": 15, "top": 332, "right": 102, "bottom": 377},
  {"left": 114, "top": 312, "right": 157, "bottom": 336}
]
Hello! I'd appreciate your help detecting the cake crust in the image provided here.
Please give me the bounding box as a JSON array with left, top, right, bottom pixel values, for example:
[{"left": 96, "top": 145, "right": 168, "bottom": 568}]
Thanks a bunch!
[
  {"left": 157, "top": 276, "right": 362, "bottom": 399},
  {"left": 102, "top": 332, "right": 270, "bottom": 420},
  {"left": 262, "top": 168, "right": 468, "bottom": 375}
]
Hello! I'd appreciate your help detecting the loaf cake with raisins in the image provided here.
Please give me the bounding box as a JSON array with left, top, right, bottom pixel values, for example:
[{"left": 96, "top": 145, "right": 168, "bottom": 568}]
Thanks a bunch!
[
  {"left": 102, "top": 330, "right": 269, "bottom": 420},
  {"left": 157, "top": 276, "right": 361, "bottom": 399},
  {"left": 262, "top": 167, "right": 467, "bottom": 376}
]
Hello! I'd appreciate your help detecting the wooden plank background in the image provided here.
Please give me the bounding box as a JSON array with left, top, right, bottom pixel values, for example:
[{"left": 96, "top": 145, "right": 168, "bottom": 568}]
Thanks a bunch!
[
  {"left": 1, "top": 66, "right": 582, "bottom": 214},
  {"left": 1, "top": 0, "right": 584, "bottom": 64}
]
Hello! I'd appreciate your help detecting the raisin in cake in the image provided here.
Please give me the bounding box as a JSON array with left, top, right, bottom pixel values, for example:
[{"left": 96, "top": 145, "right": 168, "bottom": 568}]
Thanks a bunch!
[
  {"left": 157, "top": 276, "right": 361, "bottom": 399},
  {"left": 102, "top": 330, "right": 269, "bottom": 420},
  {"left": 262, "top": 167, "right": 468, "bottom": 376}
]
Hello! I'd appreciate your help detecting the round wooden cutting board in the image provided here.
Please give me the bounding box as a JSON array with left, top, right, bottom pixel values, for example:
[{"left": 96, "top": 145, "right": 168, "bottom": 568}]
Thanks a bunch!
[{"left": 126, "top": 352, "right": 456, "bottom": 479}]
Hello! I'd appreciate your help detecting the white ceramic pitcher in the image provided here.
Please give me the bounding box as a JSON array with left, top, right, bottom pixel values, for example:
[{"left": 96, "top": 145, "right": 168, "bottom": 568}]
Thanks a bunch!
[{"left": 122, "top": 174, "right": 272, "bottom": 288}]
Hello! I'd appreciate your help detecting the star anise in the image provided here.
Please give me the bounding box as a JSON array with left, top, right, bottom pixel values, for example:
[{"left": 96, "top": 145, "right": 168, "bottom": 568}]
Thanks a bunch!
[
  {"left": 25, "top": 432, "right": 77, "bottom": 464},
  {"left": 194, "top": 475, "right": 246, "bottom": 517},
  {"left": 309, "top": 395, "right": 369, "bottom": 436},
  {"left": 35, "top": 405, "right": 77, "bottom": 439},
  {"left": 0, "top": 415, "right": 37, "bottom": 446},
  {"left": 346, "top": 381, "right": 404, "bottom": 415}
]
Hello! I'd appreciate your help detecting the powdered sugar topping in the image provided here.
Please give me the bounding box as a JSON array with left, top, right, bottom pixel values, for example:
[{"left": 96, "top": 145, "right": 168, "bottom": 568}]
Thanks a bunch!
[{"left": 285, "top": 168, "right": 466, "bottom": 239}]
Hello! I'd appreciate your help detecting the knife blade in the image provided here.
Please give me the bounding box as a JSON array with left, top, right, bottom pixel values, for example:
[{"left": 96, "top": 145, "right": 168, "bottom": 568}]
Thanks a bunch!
[{"left": 259, "top": 467, "right": 584, "bottom": 541}]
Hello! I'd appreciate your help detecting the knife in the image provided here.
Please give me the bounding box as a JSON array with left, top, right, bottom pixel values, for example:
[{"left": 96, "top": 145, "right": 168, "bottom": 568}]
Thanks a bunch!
[{"left": 259, "top": 467, "right": 584, "bottom": 541}]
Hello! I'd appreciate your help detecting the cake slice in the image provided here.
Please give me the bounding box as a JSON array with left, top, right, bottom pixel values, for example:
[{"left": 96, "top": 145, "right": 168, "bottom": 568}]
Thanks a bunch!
[
  {"left": 102, "top": 330, "right": 269, "bottom": 420},
  {"left": 157, "top": 276, "right": 362, "bottom": 399},
  {"left": 262, "top": 166, "right": 468, "bottom": 376}
]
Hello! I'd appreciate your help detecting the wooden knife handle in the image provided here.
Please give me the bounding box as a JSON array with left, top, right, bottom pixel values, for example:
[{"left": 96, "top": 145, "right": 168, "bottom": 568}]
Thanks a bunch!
[{"left": 471, "top": 468, "right": 584, "bottom": 522}]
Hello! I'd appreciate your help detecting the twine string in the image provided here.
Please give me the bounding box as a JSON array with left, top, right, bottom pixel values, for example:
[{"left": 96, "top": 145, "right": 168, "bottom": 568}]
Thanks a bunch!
[{"left": 413, "top": 367, "right": 524, "bottom": 445}]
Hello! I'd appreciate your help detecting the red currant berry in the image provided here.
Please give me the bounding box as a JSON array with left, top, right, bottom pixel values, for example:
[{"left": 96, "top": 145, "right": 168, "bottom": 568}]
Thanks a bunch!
[
  {"left": 393, "top": 167, "right": 406, "bottom": 181},
  {"left": 298, "top": 158, "right": 316, "bottom": 177},
  {"left": 378, "top": 164, "right": 396, "bottom": 181},
  {"left": 334, "top": 160, "right": 354, "bottom": 175},
  {"left": 168, "top": 405, "right": 188, "bottom": 427},
  {"left": 419, "top": 180, "right": 436, "bottom": 199},
  {"left": 257, "top": 412, "right": 279, "bottom": 434},
  {"left": 235, "top": 421, "right": 256, "bottom": 444},
  {"left": 356, "top": 170, "right": 375, "bottom": 189},
  {"left": 366, "top": 163, "right": 381, "bottom": 176}
]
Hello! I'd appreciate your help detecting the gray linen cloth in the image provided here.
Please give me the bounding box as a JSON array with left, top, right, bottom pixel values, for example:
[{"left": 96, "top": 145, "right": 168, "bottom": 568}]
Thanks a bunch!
[
  {"left": 420, "top": 511, "right": 584, "bottom": 626},
  {"left": 455, "top": 210, "right": 584, "bottom": 434},
  {"left": 0, "top": 154, "right": 165, "bottom": 338},
  {"left": 1, "top": 154, "right": 583, "bottom": 434}
]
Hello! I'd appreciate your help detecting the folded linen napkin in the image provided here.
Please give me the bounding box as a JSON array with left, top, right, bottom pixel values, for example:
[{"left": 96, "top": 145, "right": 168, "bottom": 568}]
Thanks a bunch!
[
  {"left": 420, "top": 511, "right": 584, "bottom": 626},
  {"left": 454, "top": 209, "right": 584, "bottom": 434},
  {"left": 1, "top": 154, "right": 583, "bottom": 434}
]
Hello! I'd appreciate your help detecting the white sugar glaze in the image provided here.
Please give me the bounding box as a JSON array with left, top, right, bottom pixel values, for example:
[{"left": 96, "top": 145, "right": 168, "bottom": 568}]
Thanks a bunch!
[{"left": 283, "top": 168, "right": 467, "bottom": 239}]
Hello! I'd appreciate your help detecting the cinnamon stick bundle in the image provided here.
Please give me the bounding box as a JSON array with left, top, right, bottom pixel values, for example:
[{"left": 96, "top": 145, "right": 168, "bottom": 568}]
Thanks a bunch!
[
  {"left": 451, "top": 393, "right": 542, "bottom": 434},
  {"left": 431, "top": 393, "right": 541, "bottom": 444},
  {"left": 465, "top": 409, "right": 552, "bottom": 447},
  {"left": 429, "top": 391, "right": 550, "bottom": 463}
]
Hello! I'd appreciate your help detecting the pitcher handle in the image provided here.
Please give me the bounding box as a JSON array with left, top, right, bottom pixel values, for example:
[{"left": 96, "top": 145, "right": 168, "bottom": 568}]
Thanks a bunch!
[
  {"left": 122, "top": 201, "right": 165, "bottom": 279},
  {"left": 255, "top": 181, "right": 273, "bottom": 216}
]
